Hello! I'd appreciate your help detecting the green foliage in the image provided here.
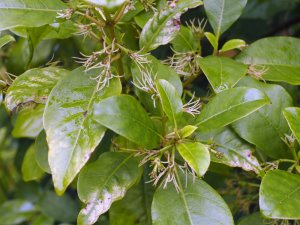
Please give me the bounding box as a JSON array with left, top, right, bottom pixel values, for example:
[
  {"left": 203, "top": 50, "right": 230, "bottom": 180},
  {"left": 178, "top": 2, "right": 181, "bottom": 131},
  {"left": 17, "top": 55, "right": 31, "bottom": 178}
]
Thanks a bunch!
[{"left": 1, "top": 0, "right": 300, "bottom": 225}]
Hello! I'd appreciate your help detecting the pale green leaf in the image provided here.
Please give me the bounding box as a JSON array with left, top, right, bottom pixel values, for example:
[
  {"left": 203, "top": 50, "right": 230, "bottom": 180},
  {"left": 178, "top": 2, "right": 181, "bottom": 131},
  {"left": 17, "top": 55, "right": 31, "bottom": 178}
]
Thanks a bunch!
[
  {"left": 204, "top": 0, "right": 247, "bottom": 38},
  {"left": 139, "top": 0, "right": 203, "bottom": 52},
  {"left": 198, "top": 56, "right": 247, "bottom": 93},
  {"left": 204, "top": 32, "right": 218, "bottom": 50},
  {"left": 0, "top": 0, "right": 67, "bottom": 31},
  {"left": 0, "top": 35, "right": 15, "bottom": 48},
  {"left": 93, "top": 95, "right": 161, "bottom": 149},
  {"left": 21, "top": 144, "right": 44, "bottom": 181},
  {"left": 232, "top": 77, "right": 293, "bottom": 159},
  {"left": 195, "top": 87, "right": 270, "bottom": 131},
  {"left": 77, "top": 152, "right": 142, "bottom": 225},
  {"left": 152, "top": 172, "right": 234, "bottom": 225},
  {"left": 12, "top": 104, "right": 44, "bottom": 138},
  {"left": 5, "top": 67, "right": 69, "bottom": 111},
  {"left": 44, "top": 67, "right": 121, "bottom": 195},
  {"left": 156, "top": 79, "right": 183, "bottom": 128},
  {"left": 177, "top": 142, "right": 210, "bottom": 177},
  {"left": 260, "top": 170, "right": 300, "bottom": 219},
  {"left": 221, "top": 39, "right": 246, "bottom": 52},
  {"left": 180, "top": 125, "right": 198, "bottom": 138},
  {"left": 236, "top": 37, "right": 300, "bottom": 84}
]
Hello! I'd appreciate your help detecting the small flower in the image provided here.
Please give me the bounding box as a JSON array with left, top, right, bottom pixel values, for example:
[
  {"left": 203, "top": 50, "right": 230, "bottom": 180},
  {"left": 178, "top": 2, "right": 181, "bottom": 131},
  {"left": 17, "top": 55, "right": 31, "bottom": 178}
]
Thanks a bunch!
[
  {"left": 73, "top": 51, "right": 101, "bottom": 71},
  {"left": 148, "top": 152, "right": 180, "bottom": 191},
  {"left": 128, "top": 51, "right": 151, "bottom": 71},
  {"left": 132, "top": 68, "right": 159, "bottom": 107},
  {"left": 282, "top": 133, "right": 296, "bottom": 149},
  {"left": 183, "top": 93, "right": 201, "bottom": 116},
  {"left": 74, "top": 40, "right": 122, "bottom": 90},
  {"left": 164, "top": 51, "right": 200, "bottom": 77},
  {"left": 57, "top": 8, "right": 74, "bottom": 20},
  {"left": 187, "top": 18, "right": 207, "bottom": 39},
  {"left": 75, "top": 24, "right": 92, "bottom": 38},
  {"left": 124, "top": 0, "right": 136, "bottom": 14},
  {"left": 248, "top": 64, "right": 269, "bottom": 81}
]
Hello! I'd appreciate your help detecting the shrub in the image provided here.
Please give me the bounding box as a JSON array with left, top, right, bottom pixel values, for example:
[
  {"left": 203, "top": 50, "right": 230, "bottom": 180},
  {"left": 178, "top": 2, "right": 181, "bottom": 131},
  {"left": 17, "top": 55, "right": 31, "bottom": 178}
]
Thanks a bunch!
[{"left": 0, "top": 0, "right": 300, "bottom": 225}]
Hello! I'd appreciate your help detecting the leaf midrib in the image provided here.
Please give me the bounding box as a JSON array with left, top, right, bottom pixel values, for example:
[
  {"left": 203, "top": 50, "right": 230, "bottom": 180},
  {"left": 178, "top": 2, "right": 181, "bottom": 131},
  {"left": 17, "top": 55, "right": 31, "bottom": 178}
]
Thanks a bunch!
[
  {"left": 99, "top": 110, "right": 162, "bottom": 143},
  {"left": 196, "top": 97, "right": 267, "bottom": 126},
  {"left": 159, "top": 83, "right": 179, "bottom": 128},
  {"left": 179, "top": 143, "right": 199, "bottom": 173},
  {"left": 96, "top": 155, "right": 133, "bottom": 196},
  {"left": 62, "top": 84, "right": 102, "bottom": 188},
  {"left": 142, "top": 1, "right": 201, "bottom": 52},
  {"left": 271, "top": 184, "right": 300, "bottom": 213},
  {"left": 143, "top": 11, "right": 175, "bottom": 52},
  {"left": 176, "top": 171, "right": 194, "bottom": 225},
  {"left": 216, "top": 0, "right": 225, "bottom": 38}
]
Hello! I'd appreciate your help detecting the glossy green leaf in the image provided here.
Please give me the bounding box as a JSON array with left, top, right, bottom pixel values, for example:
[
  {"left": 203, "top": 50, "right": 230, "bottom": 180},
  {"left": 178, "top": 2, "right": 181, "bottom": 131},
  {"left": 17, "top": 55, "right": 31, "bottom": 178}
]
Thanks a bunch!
[
  {"left": 134, "top": 10, "right": 154, "bottom": 28},
  {"left": 110, "top": 181, "right": 153, "bottom": 225},
  {"left": 39, "top": 191, "right": 79, "bottom": 222},
  {"left": 177, "top": 142, "right": 210, "bottom": 177},
  {"left": 0, "top": 0, "right": 67, "bottom": 31},
  {"left": 171, "top": 26, "right": 198, "bottom": 52},
  {"left": 204, "top": 0, "right": 247, "bottom": 38},
  {"left": 35, "top": 131, "right": 51, "bottom": 173},
  {"left": 152, "top": 172, "right": 234, "bottom": 225},
  {"left": 204, "top": 32, "right": 218, "bottom": 50},
  {"left": 283, "top": 107, "right": 300, "bottom": 145},
  {"left": 5, "top": 67, "right": 69, "bottom": 111},
  {"left": 195, "top": 87, "right": 269, "bottom": 131},
  {"left": 77, "top": 152, "right": 142, "bottom": 225},
  {"left": 21, "top": 144, "right": 44, "bottom": 181},
  {"left": 83, "top": 0, "right": 125, "bottom": 8},
  {"left": 180, "top": 125, "right": 198, "bottom": 138},
  {"left": 93, "top": 95, "right": 161, "bottom": 149},
  {"left": 221, "top": 39, "right": 246, "bottom": 52},
  {"left": 11, "top": 21, "right": 78, "bottom": 40},
  {"left": 44, "top": 67, "right": 121, "bottom": 195},
  {"left": 260, "top": 170, "right": 300, "bottom": 219},
  {"left": 12, "top": 104, "right": 44, "bottom": 138},
  {"left": 236, "top": 37, "right": 300, "bottom": 84},
  {"left": 232, "top": 77, "right": 293, "bottom": 159},
  {"left": 195, "top": 127, "right": 261, "bottom": 174},
  {"left": 139, "top": 0, "right": 203, "bottom": 52},
  {"left": 0, "top": 200, "right": 38, "bottom": 225},
  {"left": 0, "top": 35, "right": 15, "bottom": 48},
  {"left": 198, "top": 56, "right": 247, "bottom": 93},
  {"left": 156, "top": 79, "right": 183, "bottom": 128}
]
